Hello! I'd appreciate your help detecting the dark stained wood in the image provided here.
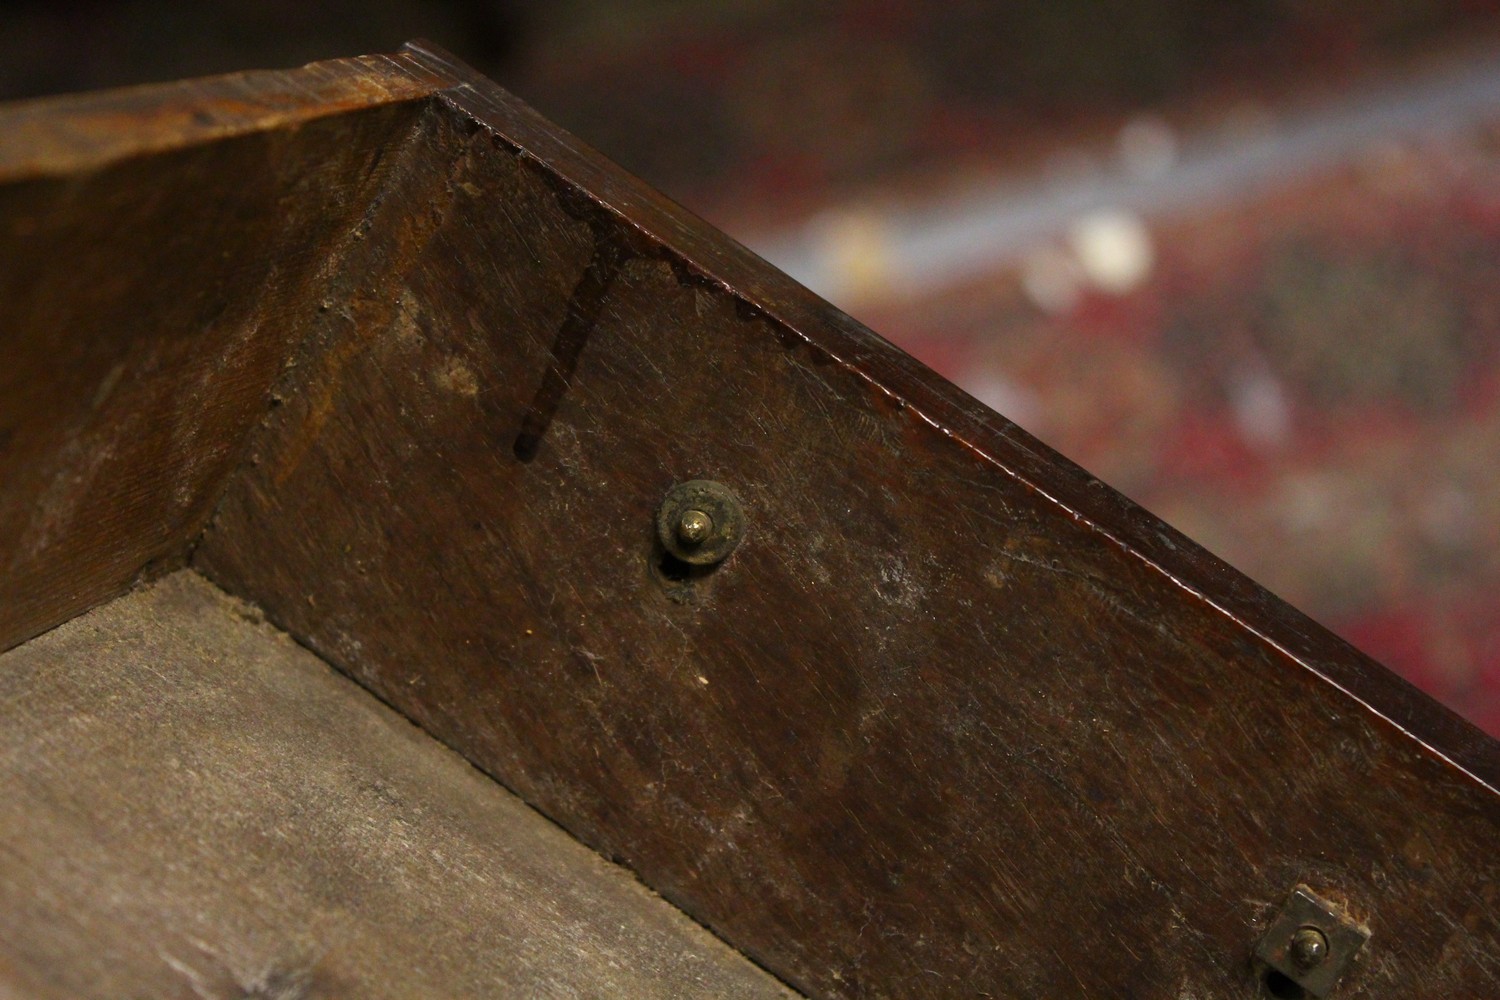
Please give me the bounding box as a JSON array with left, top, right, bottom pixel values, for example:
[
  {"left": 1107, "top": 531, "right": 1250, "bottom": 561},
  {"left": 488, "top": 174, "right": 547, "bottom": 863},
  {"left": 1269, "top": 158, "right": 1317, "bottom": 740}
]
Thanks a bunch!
[
  {"left": 0, "top": 571, "right": 795, "bottom": 1000},
  {"left": 0, "top": 54, "right": 451, "bottom": 652},
  {"left": 189, "top": 43, "right": 1500, "bottom": 999},
  {"left": 0, "top": 54, "right": 445, "bottom": 182}
]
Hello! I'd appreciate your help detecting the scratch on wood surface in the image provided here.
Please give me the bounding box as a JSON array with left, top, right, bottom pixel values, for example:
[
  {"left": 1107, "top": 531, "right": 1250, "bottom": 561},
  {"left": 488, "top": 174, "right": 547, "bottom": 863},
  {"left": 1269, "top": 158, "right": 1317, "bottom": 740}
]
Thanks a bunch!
[{"left": 512, "top": 232, "right": 627, "bottom": 462}]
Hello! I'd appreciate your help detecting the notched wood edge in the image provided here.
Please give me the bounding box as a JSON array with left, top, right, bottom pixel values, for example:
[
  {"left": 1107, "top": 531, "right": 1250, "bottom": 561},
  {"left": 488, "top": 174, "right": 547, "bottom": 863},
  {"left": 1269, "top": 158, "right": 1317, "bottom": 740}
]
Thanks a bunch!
[{"left": 398, "top": 38, "right": 1500, "bottom": 796}]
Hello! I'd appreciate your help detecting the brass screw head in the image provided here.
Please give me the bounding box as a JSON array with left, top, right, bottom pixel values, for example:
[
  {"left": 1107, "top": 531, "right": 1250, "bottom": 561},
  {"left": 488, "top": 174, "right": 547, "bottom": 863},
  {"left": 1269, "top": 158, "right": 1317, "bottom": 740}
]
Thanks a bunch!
[
  {"left": 1289, "top": 927, "right": 1329, "bottom": 970},
  {"left": 656, "top": 480, "right": 744, "bottom": 567},
  {"left": 676, "top": 509, "right": 712, "bottom": 546}
]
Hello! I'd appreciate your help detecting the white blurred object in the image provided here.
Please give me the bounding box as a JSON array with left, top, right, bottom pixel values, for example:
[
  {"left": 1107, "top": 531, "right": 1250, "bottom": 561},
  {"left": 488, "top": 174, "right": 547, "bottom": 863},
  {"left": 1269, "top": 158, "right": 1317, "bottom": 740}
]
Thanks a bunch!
[{"left": 1068, "top": 210, "right": 1154, "bottom": 295}]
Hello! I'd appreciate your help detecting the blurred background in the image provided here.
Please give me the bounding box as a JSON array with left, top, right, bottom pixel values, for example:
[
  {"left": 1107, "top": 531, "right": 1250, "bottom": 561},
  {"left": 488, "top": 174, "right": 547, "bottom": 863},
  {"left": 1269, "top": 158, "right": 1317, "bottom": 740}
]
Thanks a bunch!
[{"left": 4, "top": 1, "right": 1498, "bottom": 736}]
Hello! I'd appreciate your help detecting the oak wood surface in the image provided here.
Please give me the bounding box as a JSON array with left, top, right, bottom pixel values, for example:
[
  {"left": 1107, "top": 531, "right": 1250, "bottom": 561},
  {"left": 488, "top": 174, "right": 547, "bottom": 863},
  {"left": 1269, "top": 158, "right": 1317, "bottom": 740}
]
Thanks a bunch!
[
  {"left": 0, "top": 571, "right": 794, "bottom": 1000},
  {"left": 192, "top": 43, "right": 1500, "bottom": 1000}
]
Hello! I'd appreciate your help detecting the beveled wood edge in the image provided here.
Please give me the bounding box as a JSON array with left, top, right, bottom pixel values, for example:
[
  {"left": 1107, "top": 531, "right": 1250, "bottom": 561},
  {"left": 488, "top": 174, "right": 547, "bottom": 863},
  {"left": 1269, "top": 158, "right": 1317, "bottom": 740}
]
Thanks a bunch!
[
  {"left": 396, "top": 39, "right": 1500, "bottom": 796},
  {"left": 0, "top": 52, "right": 453, "bottom": 182}
]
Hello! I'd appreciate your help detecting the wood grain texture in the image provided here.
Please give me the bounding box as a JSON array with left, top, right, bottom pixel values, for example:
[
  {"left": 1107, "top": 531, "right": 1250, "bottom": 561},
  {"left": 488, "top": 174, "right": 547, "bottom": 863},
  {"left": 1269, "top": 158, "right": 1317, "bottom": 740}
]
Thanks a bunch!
[
  {"left": 0, "top": 54, "right": 455, "bottom": 651},
  {"left": 193, "top": 44, "right": 1500, "bottom": 999},
  {"left": 0, "top": 571, "right": 795, "bottom": 1000},
  {"left": 0, "top": 53, "right": 447, "bottom": 183}
]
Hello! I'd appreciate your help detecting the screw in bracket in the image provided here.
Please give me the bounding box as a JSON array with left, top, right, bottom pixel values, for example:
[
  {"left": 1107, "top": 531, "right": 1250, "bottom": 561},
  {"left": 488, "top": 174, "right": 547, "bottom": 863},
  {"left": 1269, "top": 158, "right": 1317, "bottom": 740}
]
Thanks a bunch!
[{"left": 1253, "top": 886, "right": 1369, "bottom": 997}]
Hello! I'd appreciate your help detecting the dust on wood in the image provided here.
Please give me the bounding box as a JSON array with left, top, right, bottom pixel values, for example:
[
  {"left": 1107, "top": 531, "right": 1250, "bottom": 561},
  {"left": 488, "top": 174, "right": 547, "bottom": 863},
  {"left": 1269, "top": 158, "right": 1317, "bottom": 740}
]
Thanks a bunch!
[{"left": 0, "top": 571, "right": 796, "bottom": 1000}]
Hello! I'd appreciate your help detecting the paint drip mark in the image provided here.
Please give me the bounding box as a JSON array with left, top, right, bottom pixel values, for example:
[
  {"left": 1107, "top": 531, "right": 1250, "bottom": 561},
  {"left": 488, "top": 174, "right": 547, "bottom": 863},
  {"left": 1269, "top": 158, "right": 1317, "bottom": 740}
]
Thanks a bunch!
[{"left": 513, "top": 236, "right": 627, "bottom": 462}]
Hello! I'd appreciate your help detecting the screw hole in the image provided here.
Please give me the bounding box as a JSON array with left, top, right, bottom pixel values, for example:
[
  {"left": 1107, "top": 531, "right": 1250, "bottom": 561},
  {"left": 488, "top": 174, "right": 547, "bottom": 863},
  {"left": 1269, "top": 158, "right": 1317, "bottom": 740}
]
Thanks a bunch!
[
  {"left": 657, "top": 551, "right": 695, "bottom": 583},
  {"left": 652, "top": 548, "right": 720, "bottom": 589},
  {"left": 1262, "top": 970, "right": 1307, "bottom": 999}
]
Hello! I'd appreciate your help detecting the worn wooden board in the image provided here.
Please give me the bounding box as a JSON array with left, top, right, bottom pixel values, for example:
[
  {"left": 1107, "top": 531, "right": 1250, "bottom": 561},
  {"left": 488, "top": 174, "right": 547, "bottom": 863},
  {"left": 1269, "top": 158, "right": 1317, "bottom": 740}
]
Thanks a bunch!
[
  {"left": 191, "top": 44, "right": 1500, "bottom": 1000},
  {"left": 0, "top": 570, "right": 795, "bottom": 1000},
  {"left": 3, "top": 42, "right": 1494, "bottom": 999},
  {"left": 0, "top": 53, "right": 450, "bottom": 652}
]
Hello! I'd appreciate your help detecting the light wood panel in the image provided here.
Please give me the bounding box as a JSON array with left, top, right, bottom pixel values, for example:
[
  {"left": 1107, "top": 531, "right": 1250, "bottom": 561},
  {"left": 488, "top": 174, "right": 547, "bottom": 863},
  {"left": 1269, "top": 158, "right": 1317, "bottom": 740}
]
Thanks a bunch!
[{"left": 0, "top": 571, "right": 794, "bottom": 1000}]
